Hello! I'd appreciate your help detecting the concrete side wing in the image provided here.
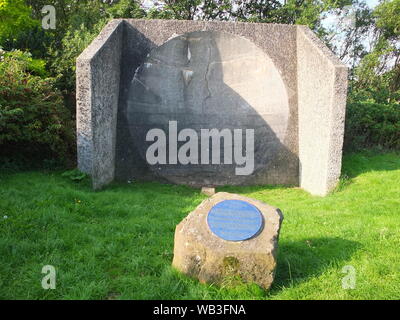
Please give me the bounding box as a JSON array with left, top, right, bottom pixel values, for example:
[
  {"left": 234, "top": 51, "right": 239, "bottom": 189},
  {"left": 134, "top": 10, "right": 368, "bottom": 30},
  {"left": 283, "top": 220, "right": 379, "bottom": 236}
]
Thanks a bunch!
[
  {"left": 76, "top": 20, "right": 124, "bottom": 189},
  {"left": 297, "top": 25, "right": 348, "bottom": 196}
]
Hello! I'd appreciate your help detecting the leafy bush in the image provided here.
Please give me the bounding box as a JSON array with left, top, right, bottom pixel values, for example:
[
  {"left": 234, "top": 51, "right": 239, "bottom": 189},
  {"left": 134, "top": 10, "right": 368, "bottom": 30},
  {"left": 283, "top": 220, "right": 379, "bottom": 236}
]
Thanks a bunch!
[
  {"left": 61, "top": 168, "right": 88, "bottom": 182},
  {"left": 0, "top": 49, "right": 75, "bottom": 164},
  {"left": 345, "top": 98, "right": 400, "bottom": 151},
  {"left": 1, "top": 24, "right": 54, "bottom": 61}
]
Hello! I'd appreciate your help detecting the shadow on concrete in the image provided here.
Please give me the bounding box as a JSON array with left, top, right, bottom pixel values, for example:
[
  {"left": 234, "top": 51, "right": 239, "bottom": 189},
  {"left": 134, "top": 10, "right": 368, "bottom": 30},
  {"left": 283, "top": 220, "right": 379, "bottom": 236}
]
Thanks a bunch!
[
  {"left": 115, "top": 23, "right": 156, "bottom": 182},
  {"left": 115, "top": 22, "right": 299, "bottom": 188}
]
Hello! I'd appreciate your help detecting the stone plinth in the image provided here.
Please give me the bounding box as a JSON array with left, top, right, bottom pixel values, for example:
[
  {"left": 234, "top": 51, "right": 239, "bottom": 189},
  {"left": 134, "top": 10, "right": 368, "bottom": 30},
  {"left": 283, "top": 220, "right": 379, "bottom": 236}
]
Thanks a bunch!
[{"left": 172, "top": 192, "right": 283, "bottom": 289}]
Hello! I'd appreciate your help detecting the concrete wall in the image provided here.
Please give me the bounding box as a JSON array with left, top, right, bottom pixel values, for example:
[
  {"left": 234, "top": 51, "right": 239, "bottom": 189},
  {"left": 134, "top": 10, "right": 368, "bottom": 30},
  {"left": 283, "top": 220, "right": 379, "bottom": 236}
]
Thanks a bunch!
[
  {"left": 122, "top": 29, "right": 294, "bottom": 187},
  {"left": 116, "top": 19, "right": 299, "bottom": 187},
  {"left": 76, "top": 19, "right": 348, "bottom": 196},
  {"left": 297, "top": 26, "right": 348, "bottom": 195},
  {"left": 76, "top": 20, "right": 123, "bottom": 189}
]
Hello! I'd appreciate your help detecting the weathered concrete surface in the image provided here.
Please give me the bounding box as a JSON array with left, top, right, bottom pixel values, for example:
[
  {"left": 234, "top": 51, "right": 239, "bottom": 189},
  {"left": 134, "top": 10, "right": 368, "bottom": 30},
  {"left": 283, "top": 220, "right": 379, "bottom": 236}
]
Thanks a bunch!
[
  {"left": 172, "top": 192, "right": 283, "bottom": 289},
  {"left": 76, "top": 19, "right": 348, "bottom": 195},
  {"left": 126, "top": 30, "right": 290, "bottom": 186},
  {"left": 297, "top": 26, "right": 348, "bottom": 195},
  {"left": 76, "top": 20, "right": 123, "bottom": 189},
  {"left": 116, "top": 20, "right": 299, "bottom": 187}
]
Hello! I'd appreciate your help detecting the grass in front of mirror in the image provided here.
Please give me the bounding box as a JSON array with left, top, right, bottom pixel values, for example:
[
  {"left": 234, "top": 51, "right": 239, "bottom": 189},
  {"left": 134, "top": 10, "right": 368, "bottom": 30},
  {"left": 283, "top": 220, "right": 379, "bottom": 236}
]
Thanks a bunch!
[{"left": 0, "top": 151, "right": 399, "bottom": 299}]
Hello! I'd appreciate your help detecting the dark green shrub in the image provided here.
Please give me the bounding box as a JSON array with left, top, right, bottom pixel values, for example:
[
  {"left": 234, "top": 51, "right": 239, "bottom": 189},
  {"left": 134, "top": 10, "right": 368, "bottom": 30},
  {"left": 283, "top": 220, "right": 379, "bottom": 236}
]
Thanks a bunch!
[
  {"left": 61, "top": 168, "right": 88, "bottom": 182},
  {"left": 344, "top": 100, "right": 400, "bottom": 151},
  {"left": 0, "top": 49, "right": 75, "bottom": 165},
  {"left": 1, "top": 25, "right": 54, "bottom": 61}
]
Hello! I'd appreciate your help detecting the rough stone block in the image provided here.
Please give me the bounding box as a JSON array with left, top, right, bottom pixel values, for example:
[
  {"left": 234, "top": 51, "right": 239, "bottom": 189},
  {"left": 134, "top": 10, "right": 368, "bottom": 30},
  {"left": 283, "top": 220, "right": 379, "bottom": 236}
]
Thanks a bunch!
[
  {"left": 172, "top": 192, "right": 283, "bottom": 289},
  {"left": 201, "top": 187, "right": 216, "bottom": 196}
]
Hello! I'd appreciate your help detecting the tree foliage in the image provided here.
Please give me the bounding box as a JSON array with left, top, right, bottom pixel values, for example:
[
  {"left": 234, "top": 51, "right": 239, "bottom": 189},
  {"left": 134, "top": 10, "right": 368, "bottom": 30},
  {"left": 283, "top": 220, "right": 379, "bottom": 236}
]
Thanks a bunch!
[
  {"left": 0, "top": 0, "right": 400, "bottom": 165},
  {"left": 0, "top": 0, "right": 39, "bottom": 43}
]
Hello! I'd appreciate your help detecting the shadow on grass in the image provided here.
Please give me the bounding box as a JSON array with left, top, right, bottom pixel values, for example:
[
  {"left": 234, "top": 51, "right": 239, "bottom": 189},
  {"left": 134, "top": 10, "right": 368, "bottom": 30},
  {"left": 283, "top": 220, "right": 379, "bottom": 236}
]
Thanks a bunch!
[
  {"left": 56, "top": 152, "right": 400, "bottom": 197},
  {"left": 221, "top": 152, "right": 400, "bottom": 195},
  {"left": 218, "top": 184, "right": 299, "bottom": 195},
  {"left": 59, "top": 172, "right": 205, "bottom": 199},
  {"left": 330, "top": 152, "right": 400, "bottom": 193},
  {"left": 140, "top": 237, "right": 361, "bottom": 299},
  {"left": 341, "top": 152, "right": 400, "bottom": 179},
  {"left": 269, "top": 237, "right": 361, "bottom": 295}
]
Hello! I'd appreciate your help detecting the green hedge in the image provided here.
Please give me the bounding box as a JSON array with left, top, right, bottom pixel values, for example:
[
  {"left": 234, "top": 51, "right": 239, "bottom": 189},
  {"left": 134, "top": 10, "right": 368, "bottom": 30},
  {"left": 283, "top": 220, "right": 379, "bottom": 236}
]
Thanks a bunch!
[
  {"left": 344, "top": 100, "right": 400, "bottom": 151},
  {"left": 0, "top": 49, "right": 75, "bottom": 165}
]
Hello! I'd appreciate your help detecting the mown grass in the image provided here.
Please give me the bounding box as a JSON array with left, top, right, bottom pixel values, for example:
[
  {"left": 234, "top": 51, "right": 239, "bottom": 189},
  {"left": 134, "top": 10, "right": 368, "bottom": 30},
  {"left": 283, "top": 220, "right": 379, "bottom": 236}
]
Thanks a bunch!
[{"left": 0, "top": 152, "right": 399, "bottom": 300}]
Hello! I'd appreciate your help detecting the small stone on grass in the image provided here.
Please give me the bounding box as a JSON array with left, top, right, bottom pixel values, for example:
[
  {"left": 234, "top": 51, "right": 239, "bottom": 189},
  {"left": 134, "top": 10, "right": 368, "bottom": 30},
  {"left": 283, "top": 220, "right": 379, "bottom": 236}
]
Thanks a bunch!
[{"left": 201, "top": 187, "right": 215, "bottom": 196}]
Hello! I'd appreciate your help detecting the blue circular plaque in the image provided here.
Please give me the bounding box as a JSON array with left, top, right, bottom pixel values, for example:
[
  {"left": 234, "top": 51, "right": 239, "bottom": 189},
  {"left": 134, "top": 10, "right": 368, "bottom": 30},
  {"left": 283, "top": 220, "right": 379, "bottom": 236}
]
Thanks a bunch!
[{"left": 207, "top": 200, "right": 263, "bottom": 241}]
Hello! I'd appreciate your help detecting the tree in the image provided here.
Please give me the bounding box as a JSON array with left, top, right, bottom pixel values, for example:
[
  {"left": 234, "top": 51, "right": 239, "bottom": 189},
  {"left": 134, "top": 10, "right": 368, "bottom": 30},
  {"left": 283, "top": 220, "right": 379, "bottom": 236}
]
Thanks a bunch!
[
  {"left": 353, "top": 0, "right": 400, "bottom": 101},
  {"left": 0, "top": 0, "right": 38, "bottom": 44}
]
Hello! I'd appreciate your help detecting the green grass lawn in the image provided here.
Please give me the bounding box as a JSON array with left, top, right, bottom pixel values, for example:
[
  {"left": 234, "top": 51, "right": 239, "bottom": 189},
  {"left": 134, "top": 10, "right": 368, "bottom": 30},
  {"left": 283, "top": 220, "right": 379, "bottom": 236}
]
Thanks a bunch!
[{"left": 0, "top": 152, "right": 399, "bottom": 300}]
